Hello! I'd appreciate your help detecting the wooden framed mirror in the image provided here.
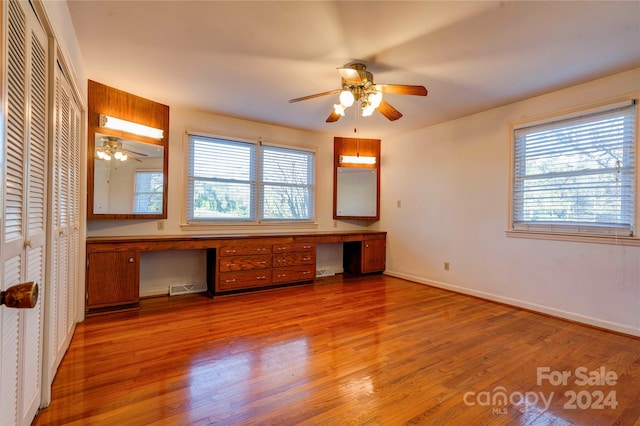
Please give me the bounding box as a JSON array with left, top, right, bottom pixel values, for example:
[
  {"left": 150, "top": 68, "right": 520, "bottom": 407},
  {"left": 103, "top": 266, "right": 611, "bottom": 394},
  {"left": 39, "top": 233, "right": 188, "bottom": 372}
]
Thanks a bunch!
[
  {"left": 333, "top": 137, "right": 380, "bottom": 221},
  {"left": 87, "top": 80, "right": 169, "bottom": 220}
]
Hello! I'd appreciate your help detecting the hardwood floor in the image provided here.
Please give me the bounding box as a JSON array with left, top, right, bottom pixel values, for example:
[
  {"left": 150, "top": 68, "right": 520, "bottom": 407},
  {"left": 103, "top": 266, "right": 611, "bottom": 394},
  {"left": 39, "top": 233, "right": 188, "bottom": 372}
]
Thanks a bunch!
[{"left": 33, "top": 275, "right": 640, "bottom": 425}]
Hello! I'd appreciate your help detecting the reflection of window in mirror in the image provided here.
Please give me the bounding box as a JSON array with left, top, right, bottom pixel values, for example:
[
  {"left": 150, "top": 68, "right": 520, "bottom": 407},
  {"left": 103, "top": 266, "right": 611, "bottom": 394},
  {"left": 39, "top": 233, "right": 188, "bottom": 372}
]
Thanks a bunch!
[{"left": 134, "top": 171, "right": 164, "bottom": 213}]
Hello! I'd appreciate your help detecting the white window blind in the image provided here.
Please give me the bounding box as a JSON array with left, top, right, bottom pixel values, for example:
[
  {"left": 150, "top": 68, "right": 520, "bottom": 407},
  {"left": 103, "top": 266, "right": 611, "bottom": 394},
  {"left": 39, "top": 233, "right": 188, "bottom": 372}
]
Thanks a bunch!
[
  {"left": 512, "top": 101, "right": 636, "bottom": 236},
  {"left": 187, "top": 135, "right": 256, "bottom": 221},
  {"left": 186, "top": 133, "right": 315, "bottom": 223},
  {"left": 261, "top": 145, "right": 315, "bottom": 220}
]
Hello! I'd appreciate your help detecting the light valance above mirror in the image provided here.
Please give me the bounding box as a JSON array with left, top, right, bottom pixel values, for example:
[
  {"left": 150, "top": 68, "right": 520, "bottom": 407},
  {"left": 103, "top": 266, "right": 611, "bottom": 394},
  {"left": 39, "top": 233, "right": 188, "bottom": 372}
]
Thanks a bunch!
[{"left": 87, "top": 80, "right": 169, "bottom": 220}]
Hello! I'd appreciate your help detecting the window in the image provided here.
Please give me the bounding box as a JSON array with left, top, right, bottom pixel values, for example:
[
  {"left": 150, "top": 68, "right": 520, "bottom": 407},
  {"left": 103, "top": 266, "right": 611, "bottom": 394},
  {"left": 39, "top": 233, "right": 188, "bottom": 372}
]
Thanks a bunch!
[
  {"left": 186, "top": 133, "right": 315, "bottom": 223},
  {"left": 133, "top": 171, "right": 164, "bottom": 213},
  {"left": 512, "top": 100, "right": 636, "bottom": 236}
]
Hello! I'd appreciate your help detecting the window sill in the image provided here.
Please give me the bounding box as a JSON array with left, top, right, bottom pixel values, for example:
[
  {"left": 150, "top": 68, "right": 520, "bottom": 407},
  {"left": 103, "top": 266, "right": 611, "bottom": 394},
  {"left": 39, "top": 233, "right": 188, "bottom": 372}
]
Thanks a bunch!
[
  {"left": 506, "top": 230, "right": 640, "bottom": 247},
  {"left": 181, "top": 221, "right": 319, "bottom": 233}
]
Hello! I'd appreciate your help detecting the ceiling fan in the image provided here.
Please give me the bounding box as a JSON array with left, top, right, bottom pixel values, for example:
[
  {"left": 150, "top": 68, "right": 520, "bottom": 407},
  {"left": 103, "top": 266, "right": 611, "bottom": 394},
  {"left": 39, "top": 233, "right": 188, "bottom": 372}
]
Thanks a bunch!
[
  {"left": 289, "top": 63, "right": 427, "bottom": 123},
  {"left": 95, "top": 136, "right": 147, "bottom": 162}
]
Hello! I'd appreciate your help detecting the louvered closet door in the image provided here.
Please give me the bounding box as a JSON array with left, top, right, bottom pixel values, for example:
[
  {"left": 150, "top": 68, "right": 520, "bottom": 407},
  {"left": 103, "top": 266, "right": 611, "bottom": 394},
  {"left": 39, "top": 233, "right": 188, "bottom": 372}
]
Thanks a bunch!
[
  {"left": 0, "top": 0, "right": 48, "bottom": 424},
  {"left": 43, "top": 60, "right": 81, "bottom": 399}
]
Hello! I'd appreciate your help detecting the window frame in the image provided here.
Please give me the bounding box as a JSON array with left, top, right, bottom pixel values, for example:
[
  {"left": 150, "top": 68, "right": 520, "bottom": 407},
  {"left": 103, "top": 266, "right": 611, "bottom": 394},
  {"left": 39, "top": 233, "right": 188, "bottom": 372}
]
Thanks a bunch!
[
  {"left": 507, "top": 99, "right": 639, "bottom": 246},
  {"left": 184, "top": 131, "right": 317, "bottom": 227}
]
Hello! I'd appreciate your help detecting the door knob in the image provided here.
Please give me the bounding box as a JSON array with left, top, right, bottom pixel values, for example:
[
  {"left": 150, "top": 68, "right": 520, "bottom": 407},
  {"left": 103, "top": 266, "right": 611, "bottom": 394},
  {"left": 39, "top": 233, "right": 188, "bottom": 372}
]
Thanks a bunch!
[{"left": 1, "top": 282, "right": 38, "bottom": 309}]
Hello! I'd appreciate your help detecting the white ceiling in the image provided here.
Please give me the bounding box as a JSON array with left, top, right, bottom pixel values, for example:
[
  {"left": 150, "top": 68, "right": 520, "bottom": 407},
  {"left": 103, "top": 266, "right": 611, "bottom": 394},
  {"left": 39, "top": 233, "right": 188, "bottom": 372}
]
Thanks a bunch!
[{"left": 67, "top": 1, "right": 640, "bottom": 138}]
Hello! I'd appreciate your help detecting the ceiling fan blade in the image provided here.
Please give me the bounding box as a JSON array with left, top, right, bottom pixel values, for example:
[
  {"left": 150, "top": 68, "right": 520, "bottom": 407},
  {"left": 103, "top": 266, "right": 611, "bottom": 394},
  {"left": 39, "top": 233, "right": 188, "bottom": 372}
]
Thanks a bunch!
[
  {"left": 289, "top": 89, "right": 341, "bottom": 103},
  {"left": 377, "top": 100, "right": 403, "bottom": 121},
  {"left": 376, "top": 84, "right": 428, "bottom": 96},
  {"left": 123, "top": 149, "right": 148, "bottom": 156},
  {"left": 337, "top": 67, "right": 362, "bottom": 84},
  {"left": 326, "top": 110, "right": 342, "bottom": 123}
]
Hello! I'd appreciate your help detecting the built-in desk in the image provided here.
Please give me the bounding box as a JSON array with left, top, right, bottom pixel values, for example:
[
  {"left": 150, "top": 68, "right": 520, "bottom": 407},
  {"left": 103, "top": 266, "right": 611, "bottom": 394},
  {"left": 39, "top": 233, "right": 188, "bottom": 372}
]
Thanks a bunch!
[{"left": 85, "top": 231, "right": 386, "bottom": 314}]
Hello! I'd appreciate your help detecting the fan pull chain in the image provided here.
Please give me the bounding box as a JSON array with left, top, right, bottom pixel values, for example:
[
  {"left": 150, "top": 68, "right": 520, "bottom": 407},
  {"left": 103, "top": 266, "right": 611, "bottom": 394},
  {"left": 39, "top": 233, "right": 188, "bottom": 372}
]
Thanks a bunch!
[{"left": 354, "top": 105, "right": 360, "bottom": 157}]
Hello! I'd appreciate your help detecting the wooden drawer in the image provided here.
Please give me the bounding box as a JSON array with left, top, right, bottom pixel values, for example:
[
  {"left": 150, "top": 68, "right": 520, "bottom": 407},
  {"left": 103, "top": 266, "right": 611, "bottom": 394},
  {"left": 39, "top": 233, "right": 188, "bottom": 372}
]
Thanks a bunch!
[
  {"left": 219, "top": 255, "right": 271, "bottom": 272},
  {"left": 273, "top": 252, "right": 316, "bottom": 267},
  {"left": 218, "top": 270, "right": 272, "bottom": 291},
  {"left": 272, "top": 265, "right": 315, "bottom": 284},
  {"left": 219, "top": 243, "right": 272, "bottom": 256},
  {"left": 272, "top": 242, "right": 315, "bottom": 253}
]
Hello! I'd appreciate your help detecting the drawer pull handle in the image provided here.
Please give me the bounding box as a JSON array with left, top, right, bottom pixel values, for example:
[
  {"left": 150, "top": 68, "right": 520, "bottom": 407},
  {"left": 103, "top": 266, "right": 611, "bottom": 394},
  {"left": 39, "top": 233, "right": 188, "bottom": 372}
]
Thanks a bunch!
[
  {"left": 258, "top": 261, "right": 266, "bottom": 265},
  {"left": 256, "top": 276, "right": 267, "bottom": 280},
  {"left": 226, "top": 249, "right": 236, "bottom": 254},
  {"left": 277, "top": 274, "right": 286, "bottom": 278},
  {"left": 276, "top": 246, "right": 287, "bottom": 251},
  {"left": 303, "top": 257, "right": 311, "bottom": 261},
  {"left": 226, "top": 263, "right": 235, "bottom": 267},
  {"left": 302, "top": 271, "right": 311, "bottom": 275},
  {"left": 128, "top": 257, "right": 135, "bottom": 263},
  {"left": 303, "top": 245, "right": 311, "bottom": 249},
  {"left": 225, "top": 279, "right": 236, "bottom": 283}
]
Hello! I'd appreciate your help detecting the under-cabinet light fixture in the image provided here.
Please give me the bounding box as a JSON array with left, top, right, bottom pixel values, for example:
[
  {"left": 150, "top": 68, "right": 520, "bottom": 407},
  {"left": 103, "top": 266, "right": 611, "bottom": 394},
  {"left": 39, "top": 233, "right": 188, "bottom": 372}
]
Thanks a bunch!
[
  {"left": 340, "top": 155, "right": 376, "bottom": 165},
  {"left": 99, "top": 114, "right": 164, "bottom": 140}
]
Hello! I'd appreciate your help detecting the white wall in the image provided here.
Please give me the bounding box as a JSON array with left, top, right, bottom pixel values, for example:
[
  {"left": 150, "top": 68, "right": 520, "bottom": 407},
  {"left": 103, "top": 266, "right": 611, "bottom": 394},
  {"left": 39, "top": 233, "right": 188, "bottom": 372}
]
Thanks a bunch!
[{"left": 381, "top": 68, "right": 640, "bottom": 336}]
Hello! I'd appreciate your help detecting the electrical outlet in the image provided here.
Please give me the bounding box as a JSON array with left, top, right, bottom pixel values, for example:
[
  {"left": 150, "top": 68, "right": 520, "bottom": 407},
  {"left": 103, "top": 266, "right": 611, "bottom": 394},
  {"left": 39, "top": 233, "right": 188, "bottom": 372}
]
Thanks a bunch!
[
  {"left": 397, "top": 200, "right": 402, "bottom": 208},
  {"left": 333, "top": 220, "right": 338, "bottom": 228},
  {"left": 157, "top": 220, "right": 165, "bottom": 230},
  {"left": 444, "top": 261, "right": 450, "bottom": 271}
]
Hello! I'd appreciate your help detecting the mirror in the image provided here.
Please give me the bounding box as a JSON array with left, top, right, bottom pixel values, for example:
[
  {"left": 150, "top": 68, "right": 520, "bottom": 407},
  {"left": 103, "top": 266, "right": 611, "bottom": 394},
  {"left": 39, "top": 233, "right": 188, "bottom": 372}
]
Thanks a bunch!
[
  {"left": 92, "top": 133, "right": 165, "bottom": 215},
  {"left": 87, "top": 80, "right": 169, "bottom": 220},
  {"left": 336, "top": 168, "right": 377, "bottom": 217},
  {"left": 333, "top": 137, "right": 380, "bottom": 220}
]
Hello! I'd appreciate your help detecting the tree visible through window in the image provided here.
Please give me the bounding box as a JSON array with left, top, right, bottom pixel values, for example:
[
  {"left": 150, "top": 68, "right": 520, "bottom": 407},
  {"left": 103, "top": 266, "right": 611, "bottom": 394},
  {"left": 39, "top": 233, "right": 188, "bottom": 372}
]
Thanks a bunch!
[
  {"left": 512, "top": 101, "right": 636, "bottom": 236},
  {"left": 186, "top": 134, "right": 315, "bottom": 222},
  {"left": 134, "top": 171, "right": 164, "bottom": 213}
]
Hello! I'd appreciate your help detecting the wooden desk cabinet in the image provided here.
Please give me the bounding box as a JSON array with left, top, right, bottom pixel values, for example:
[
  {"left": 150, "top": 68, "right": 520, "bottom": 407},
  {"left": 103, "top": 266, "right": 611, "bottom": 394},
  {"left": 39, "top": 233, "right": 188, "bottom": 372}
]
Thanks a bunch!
[
  {"left": 272, "top": 242, "right": 316, "bottom": 285},
  {"left": 344, "top": 234, "right": 386, "bottom": 274},
  {"left": 217, "top": 241, "right": 272, "bottom": 291},
  {"left": 86, "top": 231, "right": 385, "bottom": 314},
  {"left": 86, "top": 250, "right": 139, "bottom": 312}
]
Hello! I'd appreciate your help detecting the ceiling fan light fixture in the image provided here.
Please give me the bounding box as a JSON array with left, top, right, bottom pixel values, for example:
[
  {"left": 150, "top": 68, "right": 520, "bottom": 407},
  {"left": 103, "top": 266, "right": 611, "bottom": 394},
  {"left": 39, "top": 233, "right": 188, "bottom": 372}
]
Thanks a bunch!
[
  {"left": 368, "top": 91, "right": 383, "bottom": 108},
  {"left": 96, "top": 136, "right": 134, "bottom": 162},
  {"left": 289, "top": 62, "right": 427, "bottom": 123},
  {"left": 339, "top": 90, "right": 355, "bottom": 107},
  {"left": 362, "top": 104, "right": 376, "bottom": 117}
]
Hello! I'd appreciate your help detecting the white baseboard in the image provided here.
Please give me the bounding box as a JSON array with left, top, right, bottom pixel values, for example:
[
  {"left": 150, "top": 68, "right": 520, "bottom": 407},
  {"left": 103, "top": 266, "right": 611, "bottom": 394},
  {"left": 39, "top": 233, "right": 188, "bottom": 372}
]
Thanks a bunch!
[{"left": 384, "top": 270, "right": 640, "bottom": 337}]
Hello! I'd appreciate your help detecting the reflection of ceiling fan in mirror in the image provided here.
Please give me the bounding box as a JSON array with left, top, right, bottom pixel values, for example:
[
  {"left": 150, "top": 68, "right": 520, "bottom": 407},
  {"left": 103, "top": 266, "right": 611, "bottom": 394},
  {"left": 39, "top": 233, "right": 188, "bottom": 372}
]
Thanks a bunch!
[
  {"left": 289, "top": 63, "right": 428, "bottom": 123},
  {"left": 96, "top": 136, "right": 147, "bottom": 162}
]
